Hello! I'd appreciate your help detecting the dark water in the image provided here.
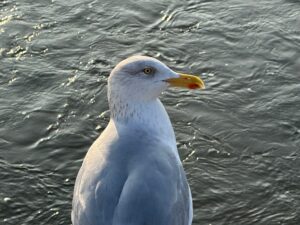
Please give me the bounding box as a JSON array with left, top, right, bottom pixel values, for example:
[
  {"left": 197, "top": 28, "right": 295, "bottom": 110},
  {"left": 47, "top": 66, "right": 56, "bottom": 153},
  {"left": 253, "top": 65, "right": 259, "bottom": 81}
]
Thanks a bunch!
[{"left": 1, "top": 0, "right": 300, "bottom": 224}]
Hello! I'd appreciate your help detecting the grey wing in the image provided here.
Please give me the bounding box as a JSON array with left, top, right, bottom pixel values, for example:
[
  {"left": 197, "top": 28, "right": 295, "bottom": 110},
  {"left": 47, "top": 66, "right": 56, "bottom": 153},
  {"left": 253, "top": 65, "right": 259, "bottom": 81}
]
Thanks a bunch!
[
  {"left": 72, "top": 164, "right": 90, "bottom": 225},
  {"left": 72, "top": 160, "right": 128, "bottom": 225}
]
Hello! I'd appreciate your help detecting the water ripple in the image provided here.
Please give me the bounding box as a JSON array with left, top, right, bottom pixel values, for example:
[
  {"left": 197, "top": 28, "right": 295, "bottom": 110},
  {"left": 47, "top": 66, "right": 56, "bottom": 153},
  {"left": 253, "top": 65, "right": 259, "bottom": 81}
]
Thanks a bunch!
[{"left": 1, "top": 0, "right": 300, "bottom": 224}]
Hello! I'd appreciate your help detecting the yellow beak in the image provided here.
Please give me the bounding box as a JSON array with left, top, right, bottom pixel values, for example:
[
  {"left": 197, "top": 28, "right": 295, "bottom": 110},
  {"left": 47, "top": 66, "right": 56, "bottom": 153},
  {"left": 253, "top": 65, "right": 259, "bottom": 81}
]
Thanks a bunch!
[{"left": 165, "top": 73, "right": 205, "bottom": 90}]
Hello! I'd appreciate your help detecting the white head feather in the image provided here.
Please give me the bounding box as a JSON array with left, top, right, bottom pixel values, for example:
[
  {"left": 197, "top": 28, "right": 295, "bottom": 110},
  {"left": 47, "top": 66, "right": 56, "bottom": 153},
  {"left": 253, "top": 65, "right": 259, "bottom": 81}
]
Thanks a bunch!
[{"left": 108, "top": 56, "right": 179, "bottom": 122}]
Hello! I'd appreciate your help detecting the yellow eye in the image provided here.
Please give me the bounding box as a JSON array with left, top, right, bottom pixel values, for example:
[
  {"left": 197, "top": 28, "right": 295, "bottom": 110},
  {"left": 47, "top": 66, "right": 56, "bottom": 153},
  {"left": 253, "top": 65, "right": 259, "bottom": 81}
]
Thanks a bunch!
[{"left": 143, "top": 67, "right": 154, "bottom": 75}]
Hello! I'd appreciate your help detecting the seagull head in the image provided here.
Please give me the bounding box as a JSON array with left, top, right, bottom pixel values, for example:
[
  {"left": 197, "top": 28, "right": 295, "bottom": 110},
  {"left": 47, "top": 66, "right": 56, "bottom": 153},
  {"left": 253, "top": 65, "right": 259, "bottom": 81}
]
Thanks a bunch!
[{"left": 108, "top": 55, "right": 205, "bottom": 102}]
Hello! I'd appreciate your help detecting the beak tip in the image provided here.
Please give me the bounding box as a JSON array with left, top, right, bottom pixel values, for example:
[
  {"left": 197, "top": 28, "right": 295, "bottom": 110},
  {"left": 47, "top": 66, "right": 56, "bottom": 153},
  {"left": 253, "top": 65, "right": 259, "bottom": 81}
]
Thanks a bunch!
[{"left": 200, "top": 82, "right": 206, "bottom": 90}]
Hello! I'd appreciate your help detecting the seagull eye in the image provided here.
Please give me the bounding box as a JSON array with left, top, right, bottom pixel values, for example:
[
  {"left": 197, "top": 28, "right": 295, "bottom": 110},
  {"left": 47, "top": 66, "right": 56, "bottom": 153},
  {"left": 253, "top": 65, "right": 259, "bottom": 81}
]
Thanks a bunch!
[{"left": 143, "top": 67, "right": 154, "bottom": 75}]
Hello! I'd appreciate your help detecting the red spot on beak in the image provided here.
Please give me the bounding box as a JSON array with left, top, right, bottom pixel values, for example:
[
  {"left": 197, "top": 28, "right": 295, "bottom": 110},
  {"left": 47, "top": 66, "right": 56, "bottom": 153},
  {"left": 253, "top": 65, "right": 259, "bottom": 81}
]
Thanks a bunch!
[{"left": 188, "top": 83, "right": 200, "bottom": 89}]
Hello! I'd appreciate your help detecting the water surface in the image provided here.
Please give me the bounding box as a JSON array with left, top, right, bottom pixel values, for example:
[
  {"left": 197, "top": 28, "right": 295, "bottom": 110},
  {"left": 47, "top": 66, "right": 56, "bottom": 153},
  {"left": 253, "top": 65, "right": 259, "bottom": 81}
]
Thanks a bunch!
[{"left": 0, "top": 0, "right": 300, "bottom": 224}]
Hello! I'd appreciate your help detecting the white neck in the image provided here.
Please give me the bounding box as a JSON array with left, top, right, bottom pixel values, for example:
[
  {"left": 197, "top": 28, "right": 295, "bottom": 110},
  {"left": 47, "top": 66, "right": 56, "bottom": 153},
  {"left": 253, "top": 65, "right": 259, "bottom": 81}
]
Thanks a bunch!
[{"left": 108, "top": 92, "right": 176, "bottom": 142}]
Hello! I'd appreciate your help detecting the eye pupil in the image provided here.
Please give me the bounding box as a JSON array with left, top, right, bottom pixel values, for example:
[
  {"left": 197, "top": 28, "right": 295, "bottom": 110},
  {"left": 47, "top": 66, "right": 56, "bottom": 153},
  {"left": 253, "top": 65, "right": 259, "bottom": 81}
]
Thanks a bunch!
[{"left": 143, "top": 68, "right": 153, "bottom": 74}]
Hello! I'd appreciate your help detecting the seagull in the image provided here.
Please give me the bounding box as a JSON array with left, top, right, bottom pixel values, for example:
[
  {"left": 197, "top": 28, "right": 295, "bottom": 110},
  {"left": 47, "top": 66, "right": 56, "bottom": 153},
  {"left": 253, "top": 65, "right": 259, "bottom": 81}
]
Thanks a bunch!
[{"left": 72, "top": 55, "right": 205, "bottom": 225}]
